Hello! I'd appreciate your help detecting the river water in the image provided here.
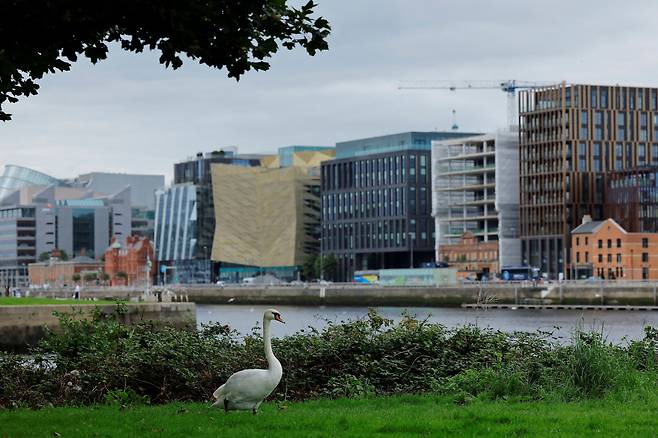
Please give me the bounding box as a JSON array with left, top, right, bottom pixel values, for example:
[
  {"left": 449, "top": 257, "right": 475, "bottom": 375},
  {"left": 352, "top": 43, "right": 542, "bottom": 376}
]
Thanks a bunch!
[{"left": 196, "top": 304, "right": 658, "bottom": 345}]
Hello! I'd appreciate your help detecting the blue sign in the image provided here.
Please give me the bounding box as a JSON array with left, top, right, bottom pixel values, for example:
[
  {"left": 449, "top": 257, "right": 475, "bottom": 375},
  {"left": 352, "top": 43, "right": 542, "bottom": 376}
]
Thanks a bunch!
[{"left": 160, "top": 265, "right": 167, "bottom": 274}]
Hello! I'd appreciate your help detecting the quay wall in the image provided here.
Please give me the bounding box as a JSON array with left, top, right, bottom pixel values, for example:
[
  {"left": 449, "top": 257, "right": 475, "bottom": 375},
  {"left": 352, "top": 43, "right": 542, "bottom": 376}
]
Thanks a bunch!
[{"left": 0, "top": 302, "right": 196, "bottom": 351}]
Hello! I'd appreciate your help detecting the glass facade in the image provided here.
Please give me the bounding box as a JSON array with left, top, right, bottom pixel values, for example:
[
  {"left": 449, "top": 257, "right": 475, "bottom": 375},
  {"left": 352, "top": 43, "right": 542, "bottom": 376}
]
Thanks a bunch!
[
  {"left": 605, "top": 166, "right": 658, "bottom": 233},
  {"left": 335, "top": 132, "right": 480, "bottom": 159},
  {"left": 71, "top": 208, "right": 95, "bottom": 258},
  {"left": 154, "top": 184, "right": 198, "bottom": 262},
  {"left": 0, "top": 165, "right": 60, "bottom": 202}
]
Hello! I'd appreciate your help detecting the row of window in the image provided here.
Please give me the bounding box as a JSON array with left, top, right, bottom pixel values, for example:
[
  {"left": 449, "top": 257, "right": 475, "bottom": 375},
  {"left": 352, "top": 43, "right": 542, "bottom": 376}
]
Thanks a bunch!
[
  {"left": 321, "top": 186, "right": 430, "bottom": 221},
  {"left": 575, "top": 237, "right": 650, "bottom": 249},
  {"left": 322, "top": 154, "right": 429, "bottom": 190},
  {"left": 530, "top": 86, "right": 658, "bottom": 112},
  {"left": 575, "top": 251, "right": 650, "bottom": 264},
  {"left": 321, "top": 219, "right": 433, "bottom": 252}
]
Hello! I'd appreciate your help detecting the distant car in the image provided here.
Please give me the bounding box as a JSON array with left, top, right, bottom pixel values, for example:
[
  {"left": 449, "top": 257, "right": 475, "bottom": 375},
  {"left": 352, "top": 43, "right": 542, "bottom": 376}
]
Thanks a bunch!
[
  {"left": 319, "top": 280, "right": 333, "bottom": 285},
  {"left": 242, "top": 277, "right": 256, "bottom": 284},
  {"left": 290, "top": 280, "right": 304, "bottom": 286},
  {"left": 216, "top": 281, "right": 226, "bottom": 287}
]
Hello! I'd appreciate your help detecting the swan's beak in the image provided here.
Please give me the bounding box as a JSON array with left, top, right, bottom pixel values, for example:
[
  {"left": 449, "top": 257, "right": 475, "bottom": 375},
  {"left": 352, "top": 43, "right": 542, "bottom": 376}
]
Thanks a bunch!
[{"left": 274, "top": 314, "right": 285, "bottom": 324}]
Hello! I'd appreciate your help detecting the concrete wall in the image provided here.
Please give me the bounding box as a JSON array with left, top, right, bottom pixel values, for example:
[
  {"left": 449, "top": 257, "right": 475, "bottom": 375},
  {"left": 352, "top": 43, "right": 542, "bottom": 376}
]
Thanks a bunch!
[
  {"left": 0, "top": 302, "right": 196, "bottom": 351},
  {"left": 27, "top": 284, "right": 658, "bottom": 307}
]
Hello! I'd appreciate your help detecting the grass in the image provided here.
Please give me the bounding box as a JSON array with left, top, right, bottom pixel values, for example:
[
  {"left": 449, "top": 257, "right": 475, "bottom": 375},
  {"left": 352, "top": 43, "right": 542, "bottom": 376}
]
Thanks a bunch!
[
  {"left": 0, "top": 297, "right": 123, "bottom": 306},
  {"left": 2, "top": 394, "right": 658, "bottom": 437}
]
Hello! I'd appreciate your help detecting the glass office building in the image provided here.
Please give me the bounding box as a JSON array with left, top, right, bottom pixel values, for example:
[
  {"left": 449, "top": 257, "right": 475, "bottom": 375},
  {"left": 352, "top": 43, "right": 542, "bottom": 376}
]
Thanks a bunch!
[{"left": 321, "top": 132, "right": 479, "bottom": 281}]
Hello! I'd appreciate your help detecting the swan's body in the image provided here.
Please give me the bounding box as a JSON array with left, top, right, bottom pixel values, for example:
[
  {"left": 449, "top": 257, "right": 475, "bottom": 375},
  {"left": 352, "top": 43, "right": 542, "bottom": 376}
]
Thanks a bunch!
[{"left": 212, "top": 309, "right": 284, "bottom": 414}]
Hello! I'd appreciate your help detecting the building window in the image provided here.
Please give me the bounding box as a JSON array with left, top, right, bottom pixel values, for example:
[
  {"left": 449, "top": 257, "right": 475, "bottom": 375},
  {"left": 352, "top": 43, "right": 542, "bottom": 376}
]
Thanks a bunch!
[
  {"left": 642, "top": 252, "right": 649, "bottom": 262},
  {"left": 576, "top": 237, "right": 580, "bottom": 246},
  {"left": 616, "top": 253, "right": 622, "bottom": 263},
  {"left": 607, "top": 239, "right": 612, "bottom": 248},
  {"left": 585, "top": 237, "right": 589, "bottom": 245},
  {"left": 576, "top": 252, "right": 580, "bottom": 263},
  {"left": 616, "top": 239, "right": 621, "bottom": 248},
  {"left": 598, "top": 239, "right": 603, "bottom": 249},
  {"left": 598, "top": 254, "right": 603, "bottom": 263},
  {"left": 608, "top": 254, "right": 612, "bottom": 262},
  {"left": 585, "top": 252, "right": 589, "bottom": 263},
  {"left": 643, "top": 267, "right": 649, "bottom": 280},
  {"left": 642, "top": 238, "right": 649, "bottom": 248}
]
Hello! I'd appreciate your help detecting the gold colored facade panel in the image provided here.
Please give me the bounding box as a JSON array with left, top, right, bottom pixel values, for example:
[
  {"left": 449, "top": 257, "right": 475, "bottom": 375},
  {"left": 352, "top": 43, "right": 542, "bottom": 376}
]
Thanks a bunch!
[{"left": 211, "top": 163, "right": 319, "bottom": 268}]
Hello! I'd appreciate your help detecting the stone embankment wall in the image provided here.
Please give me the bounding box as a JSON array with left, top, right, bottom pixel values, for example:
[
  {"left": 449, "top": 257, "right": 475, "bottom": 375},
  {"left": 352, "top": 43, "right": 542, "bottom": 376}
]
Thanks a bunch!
[
  {"left": 0, "top": 302, "right": 195, "bottom": 351},
  {"left": 25, "top": 284, "right": 658, "bottom": 307}
]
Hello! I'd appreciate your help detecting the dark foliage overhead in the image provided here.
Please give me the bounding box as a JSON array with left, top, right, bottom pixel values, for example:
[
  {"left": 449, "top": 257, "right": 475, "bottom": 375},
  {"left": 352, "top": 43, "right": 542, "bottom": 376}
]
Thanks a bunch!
[{"left": 0, "top": 0, "right": 330, "bottom": 120}]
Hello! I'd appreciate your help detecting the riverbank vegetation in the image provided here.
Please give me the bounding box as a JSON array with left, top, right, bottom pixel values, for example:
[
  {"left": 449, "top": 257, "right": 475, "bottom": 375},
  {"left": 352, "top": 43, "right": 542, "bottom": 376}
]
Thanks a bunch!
[
  {"left": 1, "top": 306, "right": 658, "bottom": 410},
  {"left": 3, "top": 394, "right": 658, "bottom": 437}
]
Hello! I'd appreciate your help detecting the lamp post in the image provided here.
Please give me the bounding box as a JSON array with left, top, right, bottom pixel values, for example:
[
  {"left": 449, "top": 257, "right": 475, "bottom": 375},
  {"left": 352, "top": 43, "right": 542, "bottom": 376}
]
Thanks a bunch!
[
  {"left": 320, "top": 237, "right": 324, "bottom": 282},
  {"left": 203, "top": 246, "right": 209, "bottom": 284},
  {"left": 409, "top": 232, "right": 415, "bottom": 269}
]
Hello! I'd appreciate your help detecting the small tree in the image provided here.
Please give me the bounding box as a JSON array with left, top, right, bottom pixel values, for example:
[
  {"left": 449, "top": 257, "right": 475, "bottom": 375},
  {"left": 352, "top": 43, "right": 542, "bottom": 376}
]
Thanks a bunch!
[
  {"left": 38, "top": 252, "right": 50, "bottom": 262},
  {"left": 83, "top": 273, "right": 97, "bottom": 284},
  {"left": 71, "top": 273, "right": 81, "bottom": 283},
  {"left": 59, "top": 250, "right": 69, "bottom": 261},
  {"left": 302, "top": 254, "right": 318, "bottom": 280},
  {"left": 99, "top": 272, "right": 110, "bottom": 284},
  {"left": 314, "top": 253, "right": 338, "bottom": 281}
]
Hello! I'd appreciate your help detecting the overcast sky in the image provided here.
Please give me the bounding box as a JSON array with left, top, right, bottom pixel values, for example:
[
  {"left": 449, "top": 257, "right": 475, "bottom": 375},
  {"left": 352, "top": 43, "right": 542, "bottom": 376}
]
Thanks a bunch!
[{"left": 3, "top": 0, "right": 658, "bottom": 182}]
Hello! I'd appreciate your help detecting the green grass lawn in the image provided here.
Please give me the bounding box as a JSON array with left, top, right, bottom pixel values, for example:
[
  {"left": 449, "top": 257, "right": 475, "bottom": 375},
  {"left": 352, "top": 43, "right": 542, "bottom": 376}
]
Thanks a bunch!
[
  {"left": 0, "top": 297, "right": 123, "bottom": 306},
  {"left": 2, "top": 394, "right": 658, "bottom": 437}
]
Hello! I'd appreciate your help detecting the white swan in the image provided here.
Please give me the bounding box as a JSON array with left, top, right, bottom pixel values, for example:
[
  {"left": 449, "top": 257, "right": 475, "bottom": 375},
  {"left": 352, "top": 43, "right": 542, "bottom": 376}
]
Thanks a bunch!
[{"left": 212, "top": 308, "right": 285, "bottom": 414}]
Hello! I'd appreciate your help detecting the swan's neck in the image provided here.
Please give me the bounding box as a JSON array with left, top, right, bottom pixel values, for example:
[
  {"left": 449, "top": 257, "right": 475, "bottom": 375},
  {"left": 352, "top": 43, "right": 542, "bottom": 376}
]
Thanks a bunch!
[{"left": 263, "top": 317, "right": 282, "bottom": 376}]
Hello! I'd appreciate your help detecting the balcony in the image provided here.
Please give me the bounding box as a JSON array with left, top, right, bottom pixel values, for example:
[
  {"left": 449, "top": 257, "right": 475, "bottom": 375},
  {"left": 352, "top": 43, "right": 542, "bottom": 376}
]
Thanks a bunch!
[{"left": 436, "top": 164, "right": 496, "bottom": 176}]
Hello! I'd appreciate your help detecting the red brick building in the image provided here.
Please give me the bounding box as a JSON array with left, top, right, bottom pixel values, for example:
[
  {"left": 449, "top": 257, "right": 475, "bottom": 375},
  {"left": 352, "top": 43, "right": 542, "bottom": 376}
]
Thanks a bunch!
[
  {"left": 104, "top": 236, "right": 155, "bottom": 286},
  {"left": 438, "top": 232, "right": 499, "bottom": 279},
  {"left": 28, "top": 256, "right": 103, "bottom": 287},
  {"left": 571, "top": 216, "right": 658, "bottom": 280}
]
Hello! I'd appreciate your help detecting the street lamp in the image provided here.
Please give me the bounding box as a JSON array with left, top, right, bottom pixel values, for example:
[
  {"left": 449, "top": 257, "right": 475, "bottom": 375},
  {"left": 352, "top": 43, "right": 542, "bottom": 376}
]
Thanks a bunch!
[
  {"left": 409, "top": 232, "right": 415, "bottom": 268},
  {"left": 203, "top": 246, "right": 210, "bottom": 283}
]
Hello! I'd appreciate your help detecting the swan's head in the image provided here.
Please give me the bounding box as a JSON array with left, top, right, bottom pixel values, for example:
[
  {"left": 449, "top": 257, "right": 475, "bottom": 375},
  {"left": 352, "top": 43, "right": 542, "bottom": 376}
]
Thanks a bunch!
[{"left": 265, "top": 308, "right": 285, "bottom": 324}]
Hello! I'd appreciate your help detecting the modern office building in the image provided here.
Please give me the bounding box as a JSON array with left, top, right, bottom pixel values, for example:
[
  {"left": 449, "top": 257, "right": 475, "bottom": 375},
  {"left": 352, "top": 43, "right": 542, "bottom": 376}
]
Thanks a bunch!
[
  {"left": 519, "top": 83, "right": 658, "bottom": 278},
  {"left": 431, "top": 131, "right": 521, "bottom": 275},
  {"left": 0, "top": 165, "right": 61, "bottom": 202},
  {"left": 72, "top": 172, "right": 164, "bottom": 240},
  {"left": 211, "top": 147, "right": 332, "bottom": 282},
  {"left": 262, "top": 145, "right": 334, "bottom": 168},
  {"left": 154, "top": 151, "right": 262, "bottom": 283},
  {"left": 321, "top": 131, "right": 479, "bottom": 281},
  {"left": 0, "top": 185, "right": 132, "bottom": 286},
  {"left": 73, "top": 172, "right": 164, "bottom": 210}
]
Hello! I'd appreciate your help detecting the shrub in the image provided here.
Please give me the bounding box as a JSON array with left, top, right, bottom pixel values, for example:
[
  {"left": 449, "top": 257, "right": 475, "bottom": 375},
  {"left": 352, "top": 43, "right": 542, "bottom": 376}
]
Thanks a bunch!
[{"left": 0, "top": 307, "right": 657, "bottom": 409}]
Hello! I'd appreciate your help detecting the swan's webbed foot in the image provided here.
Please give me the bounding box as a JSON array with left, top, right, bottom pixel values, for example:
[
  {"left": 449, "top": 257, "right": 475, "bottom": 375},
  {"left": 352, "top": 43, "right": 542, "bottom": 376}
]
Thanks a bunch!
[{"left": 252, "top": 408, "right": 258, "bottom": 415}]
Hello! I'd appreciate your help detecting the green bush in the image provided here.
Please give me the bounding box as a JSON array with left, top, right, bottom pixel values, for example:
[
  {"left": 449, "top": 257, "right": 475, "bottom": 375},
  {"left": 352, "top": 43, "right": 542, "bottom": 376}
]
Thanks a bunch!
[{"left": 0, "top": 306, "right": 657, "bottom": 409}]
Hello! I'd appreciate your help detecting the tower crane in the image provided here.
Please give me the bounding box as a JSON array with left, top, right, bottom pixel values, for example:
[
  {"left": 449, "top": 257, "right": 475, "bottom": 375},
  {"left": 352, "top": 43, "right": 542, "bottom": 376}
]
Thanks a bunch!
[{"left": 398, "top": 80, "right": 562, "bottom": 130}]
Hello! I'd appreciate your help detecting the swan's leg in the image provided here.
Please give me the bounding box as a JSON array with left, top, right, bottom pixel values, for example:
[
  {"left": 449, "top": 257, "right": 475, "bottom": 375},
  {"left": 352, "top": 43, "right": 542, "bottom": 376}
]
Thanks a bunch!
[
  {"left": 252, "top": 408, "right": 258, "bottom": 415},
  {"left": 224, "top": 399, "right": 229, "bottom": 413}
]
